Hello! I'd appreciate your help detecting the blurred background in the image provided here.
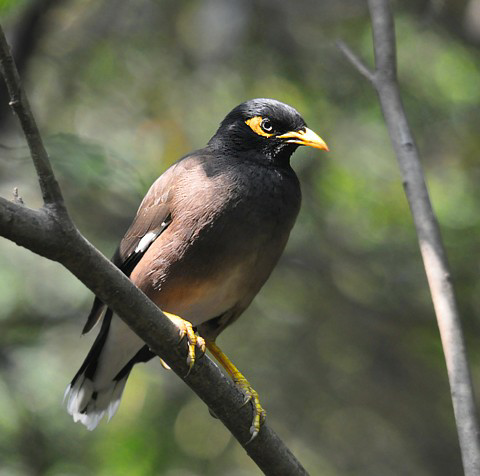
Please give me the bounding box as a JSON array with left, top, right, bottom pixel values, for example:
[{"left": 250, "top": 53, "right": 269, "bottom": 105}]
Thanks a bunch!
[{"left": 1, "top": 0, "right": 480, "bottom": 474}]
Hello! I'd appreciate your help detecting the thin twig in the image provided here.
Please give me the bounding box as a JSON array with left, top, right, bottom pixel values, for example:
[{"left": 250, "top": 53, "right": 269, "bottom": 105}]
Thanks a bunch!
[
  {"left": 0, "top": 25, "right": 65, "bottom": 211},
  {"left": 12, "top": 187, "right": 24, "bottom": 205},
  {"left": 336, "top": 40, "right": 375, "bottom": 83},
  {"left": 339, "top": 0, "right": 480, "bottom": 474}
]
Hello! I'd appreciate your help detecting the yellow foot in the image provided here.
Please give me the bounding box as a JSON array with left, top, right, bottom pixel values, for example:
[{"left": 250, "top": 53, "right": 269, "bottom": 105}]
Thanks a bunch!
[
  {"left": 235, "top": 377, "right": 267, "bottom": 443},
  {"left": 206, "top": 340, "right": 266, "bottom": 443},
  {"left": 163, "top": 311, "right": 206, "bottom": 375}
]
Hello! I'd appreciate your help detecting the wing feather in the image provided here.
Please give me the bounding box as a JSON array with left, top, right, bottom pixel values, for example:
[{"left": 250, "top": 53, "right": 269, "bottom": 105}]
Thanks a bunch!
[{"left": 81, "top": 160, "right": 181, "bottom": 332}]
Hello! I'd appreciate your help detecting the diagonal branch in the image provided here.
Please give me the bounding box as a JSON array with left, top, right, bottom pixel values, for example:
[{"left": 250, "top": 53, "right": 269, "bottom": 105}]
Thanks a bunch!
[
  {"left": 339, "top": 1, "right": 480, "bottom": 474},
  {"left": 0, "top": 23, "right": 308, "bottom": 476},
  {"left": 1, "top": 204, "right": 308, "bottom": 475},
  {"left": 336, "top": 40, "right": 375, "bottom": 83}
]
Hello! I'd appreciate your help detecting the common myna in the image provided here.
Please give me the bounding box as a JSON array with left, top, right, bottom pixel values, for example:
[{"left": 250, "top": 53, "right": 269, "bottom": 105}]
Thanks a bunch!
[{"left": 65, "top": 98, "right": 328, "bottom": 438}]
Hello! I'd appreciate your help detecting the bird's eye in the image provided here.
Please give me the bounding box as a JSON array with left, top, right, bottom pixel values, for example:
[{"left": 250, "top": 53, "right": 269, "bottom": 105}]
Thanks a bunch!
[
  {"left": 245, "top": 116, "right": 274, "bottom": 137},
  {"left": 261, "top": 118, "right": 273, "bottom": 133}
]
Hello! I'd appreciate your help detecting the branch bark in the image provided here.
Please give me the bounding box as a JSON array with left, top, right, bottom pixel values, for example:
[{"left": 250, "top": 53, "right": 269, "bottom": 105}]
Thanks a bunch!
[
  {"left": 339, "top": 1, "right": 480, "bottom": 474},
  {"left": 0, "top": 24, "right": 308, "bottom": 476},
  {"left": 0, "top": 0, "right": 64, "bottom": 128},
  {"left": 0, "top": 26, "right": 65, "bottom": 210}
]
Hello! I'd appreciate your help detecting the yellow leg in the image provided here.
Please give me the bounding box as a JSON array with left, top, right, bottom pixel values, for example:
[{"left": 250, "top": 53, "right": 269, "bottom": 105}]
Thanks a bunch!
[
  {"left": 163, "top": 312, "right": 206, "bottom": 374},
  {"left": 206, "top": 340, "right": 266, "bottom": 442}
]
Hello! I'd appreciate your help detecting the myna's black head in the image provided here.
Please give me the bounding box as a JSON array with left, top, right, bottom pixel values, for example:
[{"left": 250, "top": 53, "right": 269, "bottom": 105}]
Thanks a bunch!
[{"left": 208, "top": 98, "right": 328, "bottom": 166}]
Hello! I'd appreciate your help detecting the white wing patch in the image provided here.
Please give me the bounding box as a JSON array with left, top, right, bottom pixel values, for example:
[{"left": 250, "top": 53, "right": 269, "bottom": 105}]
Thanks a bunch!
[
  {"left": 134, "top": 219, "right": 170, "bottom": 255},
  {"left": 134, "top": 231, "right": 158, "bottom": 253}
]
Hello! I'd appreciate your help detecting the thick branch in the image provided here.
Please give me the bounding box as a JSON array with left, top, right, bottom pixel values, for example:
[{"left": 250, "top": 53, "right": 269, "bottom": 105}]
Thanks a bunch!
[
  {"left": 0, "top": 22, "right": 308, "bottom": 476},
  {"left": 340, "top": 0, "right": 480, "bottom": 474},
  {"left": 0, "top": 25, "right": 65, "bottom": 211},
  {"left": 369, "top": 0, "right": 396, "bottom": 80},
  {"left": 0, "top": 205, "right": 307, "bottom": 475}
]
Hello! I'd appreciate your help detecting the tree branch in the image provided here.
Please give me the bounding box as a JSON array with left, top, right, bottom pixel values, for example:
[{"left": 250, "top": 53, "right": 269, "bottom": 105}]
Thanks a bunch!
[
  {"left": 369, "top": 0, "right": 396, "bottom": 80},
  {"left": 339, "top": 1, "right": 480, "bottom": 474},
  {"left": 0, "top": 24, "right": 308, "bottom": 476},
  {"left": 0, "top": 0, "right": 64, "bottom": 128},
  {"left": 0, "top": 25, "right": 66, "bottom": 211},
  {"left": 336, "top": 40, "right": 375, "bottom": 83}
]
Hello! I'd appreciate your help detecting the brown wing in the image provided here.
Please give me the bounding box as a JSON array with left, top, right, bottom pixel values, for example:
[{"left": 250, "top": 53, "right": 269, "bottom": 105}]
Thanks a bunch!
[
  {"left": 82, "top": 160, "right": 181, "bottom": 334},
  {"left": 115, "top": 163, "right": 179, "bottom": 266}
]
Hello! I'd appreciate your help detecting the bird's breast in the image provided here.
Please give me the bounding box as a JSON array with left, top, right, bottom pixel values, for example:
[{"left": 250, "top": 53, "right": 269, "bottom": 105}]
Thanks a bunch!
[{"left": 132, "top": 161, "right": 301, "bottom": 326}]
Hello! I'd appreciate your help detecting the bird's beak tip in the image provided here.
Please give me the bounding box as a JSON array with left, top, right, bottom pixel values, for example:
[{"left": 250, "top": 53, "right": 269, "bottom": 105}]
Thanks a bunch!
[{"left": 277, "top": 127, "right": 329, "bottom": 153}]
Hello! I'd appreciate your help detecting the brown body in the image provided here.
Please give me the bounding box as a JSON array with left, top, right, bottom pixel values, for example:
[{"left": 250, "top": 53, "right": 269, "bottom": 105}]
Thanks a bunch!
[
  {"left": 127, "top": 154, "right": 301, "bottom": 340},
  {"left": 65, "top": 98, "right": 327, "bottom": 431}
]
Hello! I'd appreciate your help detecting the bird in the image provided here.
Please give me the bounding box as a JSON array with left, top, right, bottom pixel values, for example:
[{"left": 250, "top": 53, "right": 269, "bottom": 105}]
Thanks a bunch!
[{"left": 64, "top": 98, "right": 328, "bottom": 438}]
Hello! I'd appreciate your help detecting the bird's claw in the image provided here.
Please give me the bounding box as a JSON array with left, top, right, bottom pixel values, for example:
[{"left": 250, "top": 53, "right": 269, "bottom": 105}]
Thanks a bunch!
[
  {"left": 159, "top": 358, "right": 171, "bottom": 370},
  {"left": 163, "top": 311, "right": 206, "bottom": 376},
  {"left": 235, "top": 377, "right": 267, "bottom": 443},
  {"left": 205, "top": 341, "right": 267, "bottom": 443}
]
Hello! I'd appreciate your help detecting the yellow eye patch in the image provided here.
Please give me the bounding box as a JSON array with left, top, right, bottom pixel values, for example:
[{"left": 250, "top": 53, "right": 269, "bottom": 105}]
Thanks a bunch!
[{"left": 245, "top": 116, "right": 274, "bottom": 138}]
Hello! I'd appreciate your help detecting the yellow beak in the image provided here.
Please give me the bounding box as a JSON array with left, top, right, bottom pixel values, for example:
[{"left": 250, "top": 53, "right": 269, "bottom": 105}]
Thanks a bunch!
[{"left": 277, "top": 127, "right": 329, "bottom": 151}]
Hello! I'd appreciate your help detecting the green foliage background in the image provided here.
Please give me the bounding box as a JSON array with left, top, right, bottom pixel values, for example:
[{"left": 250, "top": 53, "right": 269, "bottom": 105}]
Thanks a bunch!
[{"left": 1, "top": 1, "right": 480, "bottom": 475}]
